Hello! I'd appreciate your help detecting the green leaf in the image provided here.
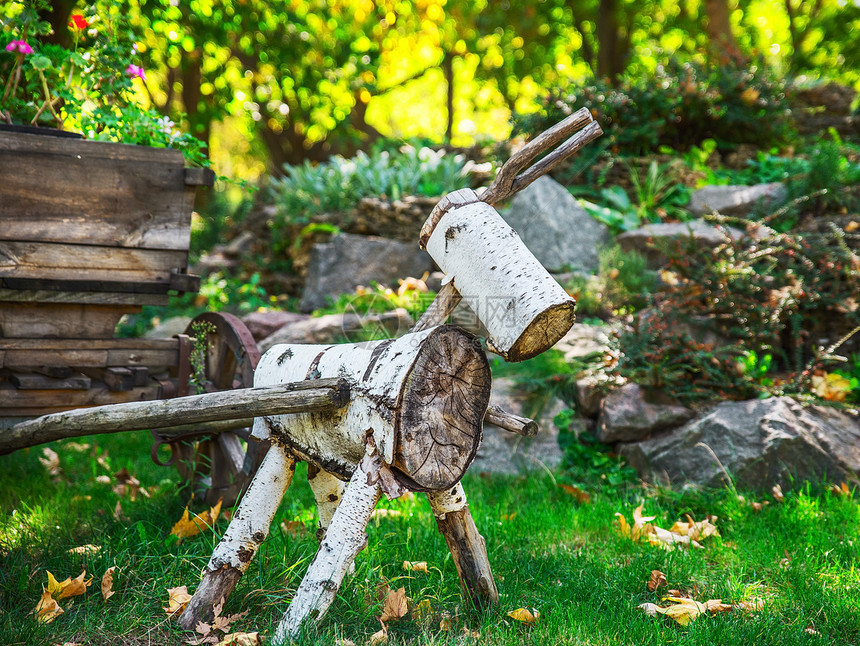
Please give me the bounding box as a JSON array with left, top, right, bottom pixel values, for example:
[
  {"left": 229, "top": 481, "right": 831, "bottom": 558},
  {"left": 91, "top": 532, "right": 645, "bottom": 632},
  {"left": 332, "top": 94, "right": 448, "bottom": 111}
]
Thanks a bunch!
[
  {"left": 70, "top": 52, "right": 87, "bottom": 67},
  {"left": 30, "top": 55, "right": 52, "bottom": 71}
]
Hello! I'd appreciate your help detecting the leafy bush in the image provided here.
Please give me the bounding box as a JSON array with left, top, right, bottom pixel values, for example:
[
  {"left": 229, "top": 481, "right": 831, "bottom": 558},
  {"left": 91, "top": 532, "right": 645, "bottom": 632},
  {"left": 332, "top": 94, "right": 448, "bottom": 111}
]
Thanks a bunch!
[
  {"left": 516, "top": 60, "right": 794, "bottom": 155},
  {"left": 565, "top": 246, "right": 657, "bottom": 318}
]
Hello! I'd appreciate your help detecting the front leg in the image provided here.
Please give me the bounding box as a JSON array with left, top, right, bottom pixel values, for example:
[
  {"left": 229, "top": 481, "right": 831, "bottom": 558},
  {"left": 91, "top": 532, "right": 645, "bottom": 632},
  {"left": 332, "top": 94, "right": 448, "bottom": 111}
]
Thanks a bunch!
[
  {"left": 307, "top": 463, "right": 346, "bottom": 540},
  {"left": 427, "top": 482, "right": 499, "bottom": 609},
  {"left": 180, "top": 444, "right": 296, "bottom": 629}
]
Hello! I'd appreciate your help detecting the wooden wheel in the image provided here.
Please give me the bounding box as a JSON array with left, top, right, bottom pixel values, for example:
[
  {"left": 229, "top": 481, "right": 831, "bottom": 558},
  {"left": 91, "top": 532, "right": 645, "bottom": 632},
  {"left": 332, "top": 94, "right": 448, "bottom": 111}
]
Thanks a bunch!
[{"left": 171, "top": 312, "right": 266, "bottom": 507}]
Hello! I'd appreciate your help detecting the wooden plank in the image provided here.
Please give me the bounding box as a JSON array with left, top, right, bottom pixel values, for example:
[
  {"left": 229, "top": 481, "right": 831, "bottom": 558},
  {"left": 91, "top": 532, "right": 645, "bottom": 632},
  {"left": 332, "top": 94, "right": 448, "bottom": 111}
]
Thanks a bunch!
[
  {"left": 0, "top": 130, "right": 196, "bottom": 251},
  {"left": 0, "top": 241, "right": 188, "bottom": 284},
  {"left": 0, "top": 338, "right": 179, "bottom": 369},
  {"left": 1, "top": 277, "right": 170, "bottom": 294},
  {"left": 0, "top": 289, "right": 169, "bottom": 306},
  {"left": 129, "top": 366, "right": 149, "bottom": 387},
  {"left": 1, "top": 379, "right": 351, "bottom": 453},
  {"left": 0, "top": 302, "right": 137, "bottom": 339},
  {"left": 103, "top": 367, "right": 135, "bottom": 392},
  {"left": 0, "top": 382, "right": 163, "bottom": 413},
  {"left": 11, "top": 372, "right": 91, "bottom": 390}
]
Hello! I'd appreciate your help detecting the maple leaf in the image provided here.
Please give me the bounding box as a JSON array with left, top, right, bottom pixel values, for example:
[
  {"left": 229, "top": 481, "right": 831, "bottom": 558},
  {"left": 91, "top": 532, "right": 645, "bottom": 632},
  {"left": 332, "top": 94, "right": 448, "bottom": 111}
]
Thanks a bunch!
[
  {"left": 33, "top": 590, "right": 64, "bottom": 623},
  {"left": 164, "top": 586, "right": 193, "bottom": 616},
  {"left": 39, "top": 447, "right": 61, "bottom": 476},
  {"left": 402, "top": 561, "right": 428, "bottom": 573},
  {"left": 380, "top": 587, "right": 407, "bottom": 622},
  {"left": 101, "top": 567, "right": 116, "bottom": 601},
  {"left": 170, "top": 500, "right": 223, "bottom": 540},
  {"left": 47, "top": 571, "right": 92, "bottom": 599},
  {"left": 558, "top": 483, "right": 591, "bottom": 504},
  {"left": 648, "top": 570, "right": 667, "bottom": 591},
  {"left": 661, "top": 597, "right": 707, "bottom": 626},
  {"left": 507, "top": 607, "right": 539, "bottom": 625}
]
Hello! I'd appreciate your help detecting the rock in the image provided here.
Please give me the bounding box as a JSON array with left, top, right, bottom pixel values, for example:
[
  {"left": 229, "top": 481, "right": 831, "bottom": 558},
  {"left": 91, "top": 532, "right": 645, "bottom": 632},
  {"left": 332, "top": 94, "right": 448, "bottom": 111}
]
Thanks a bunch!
[
  {"left": 191, "top": 249, "right": 238, "bottom": 276},
  {"left": 501, "top": 176, "right": 610, "bottom": 273},
  {"left": 258, "top": 309, "right": 414, "bottom": 353},
  {"left": 299, "top": 233, "right": 435, "bottom": 312},
  {"left": 142, "top": 315, "right": 192, "bottom": 339},
  {"left": 688, "top": 183, "right": 787, "bottom": 218},
  {"left": 552, "top": 323, "right": 613, "bottom": 362},
  {"left": 616, "top": 221, "right": 760, "bottom": 269},
  {"left": 241, "top": 310, "right": 310, "bottom": 342},
  {"left": 597, "top": 383, "right": 695, "bottom": 443},
  {"left": 575, "top": 375, "right": 604, "bottom": 418},
  {"left": 618, "top": 397, "right": 860, "bottom": 490},
  {"left": 474, "top": 377, "right": 568, "bottom": 475},
  {"left": 223, "top": 230, "right": 256, "bottom": 256}
]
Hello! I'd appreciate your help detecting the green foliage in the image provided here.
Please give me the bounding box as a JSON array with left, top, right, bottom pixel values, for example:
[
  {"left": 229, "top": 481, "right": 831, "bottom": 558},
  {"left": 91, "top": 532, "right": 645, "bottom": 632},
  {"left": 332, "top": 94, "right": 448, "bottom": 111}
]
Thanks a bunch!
[
  {"left": 832, "top": 353, "right": 860, "bottom": 405},
  {"left": 555, "top": 409, "right": 638, "bottom": 490},
  {"left": 489, "top": 349, "right": 584, "bottom": 419},
  {"left": 518, "top": 60, "right": 795, "bottom": 155},
  {"left": 706, "top": 151, "right": 809, "bottom": 186},
  {"left": 791, "top": 133, "right": 860, "bottom": 216},
  {"left": 565, "top": 246, "right": 657, "bottom": 318}
]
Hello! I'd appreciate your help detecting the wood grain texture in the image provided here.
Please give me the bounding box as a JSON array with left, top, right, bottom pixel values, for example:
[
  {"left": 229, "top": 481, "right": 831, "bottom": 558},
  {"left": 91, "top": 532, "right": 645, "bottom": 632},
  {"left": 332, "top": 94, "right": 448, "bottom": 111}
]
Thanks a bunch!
[
  {"left": 0, "top": 382, "right": 163, "bottom": 416},
  {"left": 0, "top": 302, "right": 137, "bottom": 339},
  {"left": 0, "top": 289, "right": 169, "bottom": 306},
  {"left": 0, "top": 338, "right": 179, "bottom": 369},
  {"left": 0, "top": 130, "right": 203, "bottom": 251},
  {"left": 10, "top": 372, "right": 91, "bottom": 390}
]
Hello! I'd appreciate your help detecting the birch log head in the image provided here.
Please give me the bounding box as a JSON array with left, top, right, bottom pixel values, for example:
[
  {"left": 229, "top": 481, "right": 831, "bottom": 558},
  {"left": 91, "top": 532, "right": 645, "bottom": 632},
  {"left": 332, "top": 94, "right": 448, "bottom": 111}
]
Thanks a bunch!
[
  {"left": 252, "top": 326, "right": 490, "bottom": 491},
  {"left": 421, "top": 200, "right": 576, "bottom": 362}
]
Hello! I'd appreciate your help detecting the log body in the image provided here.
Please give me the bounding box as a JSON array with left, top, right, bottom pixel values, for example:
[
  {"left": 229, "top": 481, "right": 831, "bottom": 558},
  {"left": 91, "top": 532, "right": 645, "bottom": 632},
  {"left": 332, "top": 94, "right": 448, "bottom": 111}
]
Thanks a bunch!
[
  {"left": 252, "top": 325, "right": 490, "bottom": 491},
  {"left": 422, "top": 200, "right": 576, "bottom": 361}
]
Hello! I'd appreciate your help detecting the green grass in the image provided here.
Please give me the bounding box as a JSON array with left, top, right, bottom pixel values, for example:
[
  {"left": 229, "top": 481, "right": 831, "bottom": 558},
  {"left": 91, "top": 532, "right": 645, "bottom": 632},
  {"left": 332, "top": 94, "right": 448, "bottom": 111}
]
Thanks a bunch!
[{"left": 2, "top": 430, "right": 860, "bottom": 645}]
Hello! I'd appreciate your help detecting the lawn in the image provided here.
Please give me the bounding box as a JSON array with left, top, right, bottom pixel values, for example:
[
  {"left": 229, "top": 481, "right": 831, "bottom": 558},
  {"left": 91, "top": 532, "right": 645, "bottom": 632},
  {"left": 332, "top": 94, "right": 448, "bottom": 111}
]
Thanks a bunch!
[{"left": 1, "top": 429, "right": 859, "bottom": 646}]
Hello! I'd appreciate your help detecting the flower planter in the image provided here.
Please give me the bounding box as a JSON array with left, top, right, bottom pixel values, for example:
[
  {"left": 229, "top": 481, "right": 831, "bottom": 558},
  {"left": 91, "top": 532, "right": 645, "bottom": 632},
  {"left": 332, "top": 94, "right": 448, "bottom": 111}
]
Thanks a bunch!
[{"left": 0, "top": 128, "right": 214, "bottom": 338}]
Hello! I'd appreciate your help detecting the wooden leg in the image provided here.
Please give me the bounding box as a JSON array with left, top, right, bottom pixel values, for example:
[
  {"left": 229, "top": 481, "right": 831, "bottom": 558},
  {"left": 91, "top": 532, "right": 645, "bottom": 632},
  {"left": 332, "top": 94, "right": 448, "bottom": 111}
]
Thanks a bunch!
[
  {"left": 307, "top": 463, "right": 346, "bottom": 540},
  {"left": 272, "top": 451, "right": 383, "bottom": 644},
  {"left": 427, "top": 482, "right": 499, "bottom": 609},
  {"left": 179, "top": 444, "right": 296, "bottom": 630}
]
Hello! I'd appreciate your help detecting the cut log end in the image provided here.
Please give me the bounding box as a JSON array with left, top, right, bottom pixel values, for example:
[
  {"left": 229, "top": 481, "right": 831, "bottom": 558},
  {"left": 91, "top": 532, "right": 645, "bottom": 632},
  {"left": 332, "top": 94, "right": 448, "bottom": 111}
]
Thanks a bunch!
[
  {"left": 393, "top": 326, "right": 490, "bottom": 491},
  {"left": 498, "top": 300, "right": 576, "bottom": 362}
]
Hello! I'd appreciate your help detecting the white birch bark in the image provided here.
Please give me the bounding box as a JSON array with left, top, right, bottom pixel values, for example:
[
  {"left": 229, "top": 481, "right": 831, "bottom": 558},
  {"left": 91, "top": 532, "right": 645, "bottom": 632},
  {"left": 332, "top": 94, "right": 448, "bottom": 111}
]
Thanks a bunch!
[
  {"left": 273, "top": 448, "right": 384, "bottom": 644},
  {"left": 422, "top": 200, "right": 576, "bottom": 361},
  {"left": 307, "top": 465, "right": 346, "bottom": 538}
]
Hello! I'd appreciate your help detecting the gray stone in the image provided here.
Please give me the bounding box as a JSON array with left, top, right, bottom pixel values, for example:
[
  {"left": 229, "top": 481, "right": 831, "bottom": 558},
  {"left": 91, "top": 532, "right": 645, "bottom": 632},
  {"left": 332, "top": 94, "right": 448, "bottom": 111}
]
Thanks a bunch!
[
  {"left": 299, "top": 233, "right": 435, "bottom": 312},
  {"left": 142, "top": 315, "right": 192, "bottom": 339},
  {"left": 688, "top": 183, "right": 787, "bottom": 218},
  {"left": 617, "top": 221, "right": 748, "bottom": 268},
  {"left": 552, "top": 323, "right": 613, "bottom": 362},
  {"left": 598, "top": 383, "right": 695, "bottom": 443},
  {"left": 473, "top": 376, "right": 568, "bottom": 474},
  {"left": 241, "top": 310, "right": 310, "bottom": 342},
  {"left": 575, "top": 375, "right": 605, "bottom": 418},
  {"left": 501, "top": 176, "right": 610, "bottom": 273},
  {"left": 618, "top": 397, "right": 860, "bottom": 490},
  {"left": 258, "top": 309, "right": 414, "bottom": 353}
]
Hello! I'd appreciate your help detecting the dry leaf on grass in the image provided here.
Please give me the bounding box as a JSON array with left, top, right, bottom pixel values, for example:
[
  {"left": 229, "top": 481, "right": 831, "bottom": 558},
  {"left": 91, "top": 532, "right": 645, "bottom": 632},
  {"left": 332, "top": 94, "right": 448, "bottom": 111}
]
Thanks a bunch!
[
  {"left": 772, "top": 484, "right": 785, "bottom": 502},
  {"left": 164, "top": 586, "right": 193, "bottom": 616},
  {"left": 39, "top": 448, "right": 61, "bottom": 476},
  {"left": 648, "top": 570, "right": 667, "bottom": 591},
  {"left": 618, "top": 506, "right": 719, "bottom": 550},
  {"left": 410, "top": 598, "right": 436, "bottom": 625},
  {"left": 380, "top": 587, "right": 407, "bottom": 622},
  {"left": 170, "top": 499, "right": 223, "bottom": 540},
  {"left": 615, "top": 505, "right": 656, "bottom": 542},
  {"left": 462, "top": 626, "right": 481, "bottom": 639},
  {"left": 829, "top": 482, "right": 851, "bottom": 497},
  {"left": 47, "top": 571, "right": 92, "bottom": 599},
  {"left": 558, "top": 483, "right": 591, "bottom": 504},
  {"left": 112, "top": 468, "right": 150, "bottom": 500},
  {"left": 335, "top": 640, "right": 357, "bottom": 646},
  {"left": 33, "top": 590, "right": 64, "bottom": 624},
  {"left": 101, "top": 567, "right": 116, "bottom": 601},
  {"left": 214, "top": 633, "right": 258, "bottom": 646},
  {"left": 507, "top": 607, "right": 539, "bottom": 625},
  {"left": 402, "top": 561, "right": 428, "bottom": 573},
  {"left": 638, "top": 595, "right": 763, "bottom": 626},
  {"left": 67, "top": 544, "right": 100, "bottom": 556},
  {"left": 112, "top": 500, "right": 126, "bottom": 522},
  {"left": 369, "top": 621, "right": 388, "bottom": 645}
]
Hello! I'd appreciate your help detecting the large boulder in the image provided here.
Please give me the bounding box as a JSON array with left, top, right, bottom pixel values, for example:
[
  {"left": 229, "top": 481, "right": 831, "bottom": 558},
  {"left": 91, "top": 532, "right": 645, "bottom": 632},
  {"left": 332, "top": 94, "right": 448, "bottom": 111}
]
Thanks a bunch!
[
  {"left": 474, "top": 377, "right": 568, "bottom": 475},
  {"left": 501, "top": 176, "right": 610, "bottom": 273},
  {"left": 687, "top": 183, "right": 787, "bottom": 218},
  {"left": 299, "top": 233, "right": 435, "bottom": 312},
  {"left": 618, "top": 397, "right": 860, "bottom": 490},
  {"left": 597, "top": 383, "right": 695, "bottom": 443},
  {"left": 241, "top": 310, "right": 310, "bottom": 342}
]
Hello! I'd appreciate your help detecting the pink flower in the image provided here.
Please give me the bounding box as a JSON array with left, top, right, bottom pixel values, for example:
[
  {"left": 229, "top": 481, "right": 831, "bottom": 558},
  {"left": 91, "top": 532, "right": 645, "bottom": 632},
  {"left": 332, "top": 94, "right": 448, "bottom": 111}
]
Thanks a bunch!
[
  {"left": 5, "top": 40, "right": 33, "bottom": 55},
  {"left": 126, "top": 64, "right": 146, "bottom": 81}
]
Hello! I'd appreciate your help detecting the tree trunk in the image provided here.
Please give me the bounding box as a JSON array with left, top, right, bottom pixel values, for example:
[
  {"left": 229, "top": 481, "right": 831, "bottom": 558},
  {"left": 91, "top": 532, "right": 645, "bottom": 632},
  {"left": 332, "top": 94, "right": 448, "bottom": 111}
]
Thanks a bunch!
[
  {"left": 444, "top": 52, "right": 455, "bottom": 141},
  {"left": 596, "top": 0, "right": 627, "bottom": 81},
  {"left": 704, "top": 0, "right": 747, "bottom": 65}
]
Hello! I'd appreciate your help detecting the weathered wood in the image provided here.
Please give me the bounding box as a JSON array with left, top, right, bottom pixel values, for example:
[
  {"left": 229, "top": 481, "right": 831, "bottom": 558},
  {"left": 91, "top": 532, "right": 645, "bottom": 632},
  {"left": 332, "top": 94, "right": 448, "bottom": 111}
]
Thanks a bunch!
[
  {"left": 254, "top": 326, "right": 490, "bottom": 491},
  {"left": 0, "top": 289, "right": 169, "bottom": 306},
  {"left": 0, "top": 338, "right": 179, "bottom": 369},
  {"left": 0, "top": 241, "right": 189, "bottom": 284},
  {"left": 0, "top": 382, "right": 163, "bottom": 416},
  {"left": 0, "top": 379, "right": 350, "bottom": 454},
  {"left": 307, "top": 464, "right": 346, "bottom": 540},
  {"left": 427, "top": 483, "right": 499, "bottom": 609},
  {"left": 103, "top": 367, "right": 134, "bottom": 392},
  {"left": 485, "top": 405, "right": 539, "bottom": 437},
  {"left": 0, "top": 130, "right": 208, "bottom": 251},
  {"left": 422, "top": 200, "right": 576, "bottom": 361},
  {"left": 129, "top": 366, "right": 149, "bottom": 387},
  {"left": 179, "top": 445, "right": 296, "bottom": 630},
  {"left": 411, "top": 280, "right": 462, "bottom": 332},
  {"left": 10, "top": 372, "right": 91, "bottom": 390},
  {"left": 2, "top": 276, "right": 175, "bottom": 294},
  {"left": 0, "top": 302, "right": 136, "bottom": 339},
  {"left": 273, "top": 447, "right": 383, "bottom": 643},
  {"left": 184, "top": 167, "right": 217, "bottom": 187}
]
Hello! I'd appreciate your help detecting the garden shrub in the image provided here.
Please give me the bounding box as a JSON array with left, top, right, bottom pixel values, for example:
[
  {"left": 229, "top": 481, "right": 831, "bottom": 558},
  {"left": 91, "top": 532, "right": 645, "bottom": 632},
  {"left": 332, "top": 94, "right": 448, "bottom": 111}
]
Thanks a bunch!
[{"left": 515, "top": 59, "right": 795, "bottom": 155}]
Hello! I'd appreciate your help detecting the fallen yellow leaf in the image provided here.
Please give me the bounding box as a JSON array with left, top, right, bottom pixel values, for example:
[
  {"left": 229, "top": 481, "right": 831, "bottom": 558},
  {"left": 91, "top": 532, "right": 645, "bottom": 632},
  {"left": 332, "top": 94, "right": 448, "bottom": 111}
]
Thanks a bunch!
[
  {"left": 164, "top": 585, "right": 193, "bottom": 616},
  {"left": 616, "top": 504, "right": 656, "bottom": 542},
  {"left": 507, "top": 607, "right": 539, "bottom": 625},
  {"left": 410, "top": 598, "right": 436, "bottom": 625},
  {"left": 829, "top": 482, "right": 851, "bottom": 497},
  {"left": 47, "top": 571, "right": 92, "bottom": 600},
  {"left": 170, "top": 500, "right": 223, "bottom": 540},
  {"left": 101, "top": 567, "right": 116, "bottom": 601},
  {"left": 33, "top": 590, "right": 64, "bottom": 624},
  {"left": 380, "top": 586, "right": 407, "bottom": 622},
  {"left": 662, "top": 597, "right": 707, "bottom": 626},
  {"left": 402, "top": 561, "right": 428, "bottom": 573},
  {"left": 215, "top": 632, "right": 259, "bottom": 646}
]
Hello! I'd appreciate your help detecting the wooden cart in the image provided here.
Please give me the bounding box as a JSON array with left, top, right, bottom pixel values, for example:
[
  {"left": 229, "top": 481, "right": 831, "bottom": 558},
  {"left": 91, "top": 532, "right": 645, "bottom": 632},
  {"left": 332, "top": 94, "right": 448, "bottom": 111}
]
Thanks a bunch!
[{"left": 0, "top": 129, "right": 276, "bottom": 505}]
